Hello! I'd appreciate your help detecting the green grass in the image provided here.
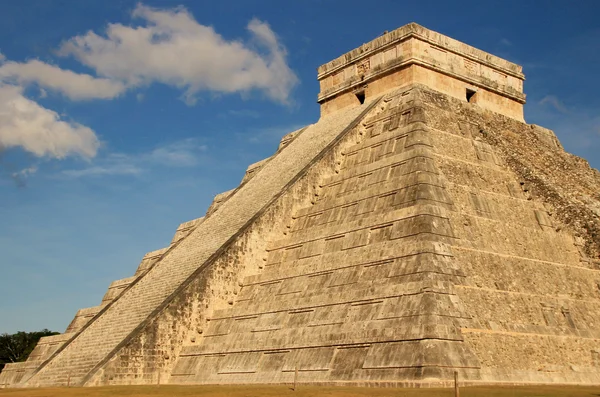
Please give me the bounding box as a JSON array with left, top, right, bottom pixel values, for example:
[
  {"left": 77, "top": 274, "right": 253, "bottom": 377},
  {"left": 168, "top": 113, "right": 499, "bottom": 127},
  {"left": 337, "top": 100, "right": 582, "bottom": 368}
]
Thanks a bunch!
[{"left": 1, "top": 385, "right": 600, "bottom": 397}]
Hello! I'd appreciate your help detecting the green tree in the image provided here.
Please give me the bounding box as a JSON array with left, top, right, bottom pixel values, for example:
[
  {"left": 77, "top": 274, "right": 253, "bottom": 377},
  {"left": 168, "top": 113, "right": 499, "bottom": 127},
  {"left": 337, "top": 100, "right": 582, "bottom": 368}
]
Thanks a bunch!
[{"left": 0, "top": 329, "right": 59, "bottom": 373}]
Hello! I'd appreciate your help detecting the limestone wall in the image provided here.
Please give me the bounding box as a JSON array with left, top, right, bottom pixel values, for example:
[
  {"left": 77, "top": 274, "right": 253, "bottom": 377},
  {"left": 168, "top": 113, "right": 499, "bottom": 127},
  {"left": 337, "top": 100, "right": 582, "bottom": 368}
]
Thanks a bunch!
[
  {"left": 242, "top": 158, "right": 272, "bottom": 183},
  {"left": 418, "top": 86, "right": 600, "bottom": 384},
  {"left": 166, "top": 87, "right": 480, "bottom": 386},
  {"left": 170, "top": 218, "right": 205, "bottom": 246},
  {"left": 0, "top": 333, "right": 75, "bottom": 387},
  {"left": 101, "top": 277, "right": 137, "bottom": 306},
  {"left": 65, "top": 306, "right": 103, "bottom": 334},
  {"left": 0, "top": 362, "right": 36, "bottom": 387},
  {"left": 205, "top": 190, "right": 235, "bottom": 216},
  {"left": 27, "top": 334, "right": 74, "bottom": 364},
  {"left": 134, "top": 248, "right": 169, "bottom": 277},
  {"left": 164, "top": 85, "right": 600, "bottom": 386}
]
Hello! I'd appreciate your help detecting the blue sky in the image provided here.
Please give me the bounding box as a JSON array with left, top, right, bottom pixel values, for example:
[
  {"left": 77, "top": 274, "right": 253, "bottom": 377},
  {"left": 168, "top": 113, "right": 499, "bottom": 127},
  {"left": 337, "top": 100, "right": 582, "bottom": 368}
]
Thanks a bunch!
[{"left": 0, "top": 0, "right": 598, "bottom": 334}]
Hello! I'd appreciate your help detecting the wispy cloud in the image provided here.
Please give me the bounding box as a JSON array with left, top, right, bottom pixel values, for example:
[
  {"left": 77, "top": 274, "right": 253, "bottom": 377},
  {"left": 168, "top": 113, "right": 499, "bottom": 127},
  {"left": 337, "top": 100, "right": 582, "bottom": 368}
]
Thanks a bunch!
[
  {"left": 539, "top": 95, "right": 570, "bottom": 114},
  {"left": 0, "top": 59, "right": 126, "bottom": 100},
  {"left": 147, "top": 138, "right": 207, "bottom": 167},
  {"left": 499, "top": 38, "right": 512, "bottom": 47},
  {"left": 62, "top": 138, "right": 208, "bottom": 178},
  {"left": 62, "top": 161, "right": 141, "bottom": 178},
  {"left": 221, "top": 109, "right": 261, "bottom": 119},
  {"left": 7, "top": 165, "right": 37, "bottom": 188},
  {"left": 12, "top": 165, "right": 37, "bottom": 178},
  {"left": 527, "top": 95, "right": 600, "bottom": 163}
]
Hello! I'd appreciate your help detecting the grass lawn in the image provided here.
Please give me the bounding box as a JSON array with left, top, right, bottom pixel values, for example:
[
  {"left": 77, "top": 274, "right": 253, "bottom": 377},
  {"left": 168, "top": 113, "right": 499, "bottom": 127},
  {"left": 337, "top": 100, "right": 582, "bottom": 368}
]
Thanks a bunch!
[{"left": 1, "top": 385, "right": 600, "bottom": 397}]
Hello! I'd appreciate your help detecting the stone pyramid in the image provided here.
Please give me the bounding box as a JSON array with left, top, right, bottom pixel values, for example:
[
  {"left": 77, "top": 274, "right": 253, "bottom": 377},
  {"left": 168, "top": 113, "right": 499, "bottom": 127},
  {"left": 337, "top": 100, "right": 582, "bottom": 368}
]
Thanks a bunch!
[{"left": 2, "top": 22, "right": 600, "bottom": 388}]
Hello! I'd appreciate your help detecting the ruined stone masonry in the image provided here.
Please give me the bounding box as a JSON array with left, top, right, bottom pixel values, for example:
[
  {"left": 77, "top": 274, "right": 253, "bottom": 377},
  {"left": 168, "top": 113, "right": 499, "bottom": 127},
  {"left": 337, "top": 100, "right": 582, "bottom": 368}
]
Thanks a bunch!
[{"left": 2, "top": 22, "right": 600, "bottom": 388}]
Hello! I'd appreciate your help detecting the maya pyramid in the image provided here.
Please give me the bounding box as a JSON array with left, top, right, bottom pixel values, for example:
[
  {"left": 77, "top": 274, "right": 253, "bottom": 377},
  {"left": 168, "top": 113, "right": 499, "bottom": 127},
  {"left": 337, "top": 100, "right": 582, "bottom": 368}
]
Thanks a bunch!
[{"left": 2, "top": 22, "right": 600, "bottom": 388}]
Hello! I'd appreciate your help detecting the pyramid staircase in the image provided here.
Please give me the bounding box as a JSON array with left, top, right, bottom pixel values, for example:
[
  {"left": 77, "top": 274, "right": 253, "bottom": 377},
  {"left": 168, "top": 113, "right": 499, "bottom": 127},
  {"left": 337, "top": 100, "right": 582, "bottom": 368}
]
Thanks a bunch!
[{"left": 3, "top": 94, "right": 375, "bottom": 388}]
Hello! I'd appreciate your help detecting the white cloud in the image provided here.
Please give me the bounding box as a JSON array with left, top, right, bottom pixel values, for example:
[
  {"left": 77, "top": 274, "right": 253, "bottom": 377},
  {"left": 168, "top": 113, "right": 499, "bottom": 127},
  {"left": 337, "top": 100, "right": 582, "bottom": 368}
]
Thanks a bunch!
[
  {"left": 148, "top": 138, "right": 207, "bottom": 167},
  {"left": 0, "top": 59, "right": 126, "bottom": 100},
  {"left": 62, "top": 155, "right": 141, "bottom": 178},
  {"left": 526, "top": 96, "right": 600, "bottom": 167},
  {"left": 0, "top": 6, "right": 295, "bottom": 107},
  {"left": 540, "top": 95, "right": 569, "bottom": 114},
  {"left": 1, "top": 164, "right": 39, "bottom": 188},
  {"left": 12, "top": 165, "right": 38, "bottom": 177},
  {"left": 222, "top": 109, "right": 260, "bottom": 119},
  {"left": 10, "top": 166, "right": 38, "bottom": 187},
  {"left": 0, "top": 5, "right": 295, "bottom": 178},
  {"left": 58, "top": 4, "right": 297, "bottom": 104},
  {"left": 0, "top": 83, "right": 100, "bottom": 159},
  {"left": 62, "top": 138, "right": 207, "bottom": 178}
]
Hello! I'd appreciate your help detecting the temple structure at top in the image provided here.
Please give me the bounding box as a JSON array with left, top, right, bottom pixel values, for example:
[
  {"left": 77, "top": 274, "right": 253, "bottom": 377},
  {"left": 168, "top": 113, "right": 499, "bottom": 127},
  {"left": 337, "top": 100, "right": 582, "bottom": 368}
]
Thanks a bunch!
[{"left": 317, "top": 23, "right": 525, "bottom": 120}]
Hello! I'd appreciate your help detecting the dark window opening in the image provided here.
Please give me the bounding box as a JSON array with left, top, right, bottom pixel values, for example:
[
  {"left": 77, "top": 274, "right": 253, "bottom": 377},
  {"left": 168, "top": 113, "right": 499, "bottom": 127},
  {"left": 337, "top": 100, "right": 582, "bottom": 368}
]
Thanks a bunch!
[
  {"left": 466, "top": 89, "right": 477, "bottom": 103},
  {"left": 355, "top": 91, "right": 366, "bottom": 104}
]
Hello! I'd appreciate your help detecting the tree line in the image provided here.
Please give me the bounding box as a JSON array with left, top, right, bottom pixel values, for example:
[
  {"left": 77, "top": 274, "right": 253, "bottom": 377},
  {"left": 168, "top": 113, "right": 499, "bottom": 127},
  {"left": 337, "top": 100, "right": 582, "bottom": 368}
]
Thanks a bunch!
[{"left": 0, "top": 330, "right": 59, "bottom": 373}]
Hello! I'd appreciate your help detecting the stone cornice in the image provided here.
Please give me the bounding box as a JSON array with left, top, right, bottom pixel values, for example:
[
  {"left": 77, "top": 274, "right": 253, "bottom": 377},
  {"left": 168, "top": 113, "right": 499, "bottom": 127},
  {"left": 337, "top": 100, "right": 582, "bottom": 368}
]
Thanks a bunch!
[
  {"left": 317, "top": 56, "right": 526, "bottom": 104},
  {"left": 317, "top": 23, "right": 524, "bottom": 81}
]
